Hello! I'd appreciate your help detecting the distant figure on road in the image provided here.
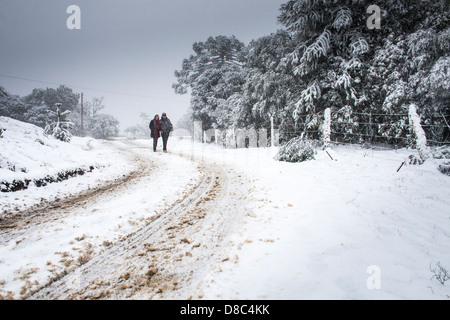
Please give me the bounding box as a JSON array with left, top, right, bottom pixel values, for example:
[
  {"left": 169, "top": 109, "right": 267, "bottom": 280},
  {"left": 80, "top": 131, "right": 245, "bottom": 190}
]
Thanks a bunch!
[
  {"left": 160, "top": 112, "right": 173, "bottom": 153},
  {"left": 149, "top": 114, "right": 160, "bottom": 152}
]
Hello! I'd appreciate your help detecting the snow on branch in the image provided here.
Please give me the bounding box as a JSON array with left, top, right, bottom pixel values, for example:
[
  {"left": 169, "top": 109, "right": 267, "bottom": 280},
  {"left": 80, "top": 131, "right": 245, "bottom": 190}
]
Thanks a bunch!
[
  {"left": 295, "top": 29, "right": 331, "bottom": 76},
  {"left": 288, "top": 10, "right": 322, "bottom": 34},
  {"left": 294, "top": 81, "right": 321, "bottom": 121},
  {"left": 335, "top": 71, "right": 352, "bottom": 91},
  {"left": 332, "top": 7, "right": 352, "bottom": 30},
  {"left": 349, "top": 38, "right": 369, "bottom": 56}
]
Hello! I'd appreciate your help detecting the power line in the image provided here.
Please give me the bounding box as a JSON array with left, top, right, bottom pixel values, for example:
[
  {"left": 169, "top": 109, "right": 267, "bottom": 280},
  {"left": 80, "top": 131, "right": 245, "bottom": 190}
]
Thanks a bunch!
[{"left": 0, "top": 74, "right": 187, "bottom": 102}]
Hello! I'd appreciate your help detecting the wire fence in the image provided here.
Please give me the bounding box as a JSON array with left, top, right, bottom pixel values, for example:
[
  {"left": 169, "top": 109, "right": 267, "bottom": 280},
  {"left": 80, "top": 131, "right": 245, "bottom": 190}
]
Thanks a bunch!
[
  {"left": 194, "top": 109, "right": 449, "bottom": 161},
  {"left": 281, "top": 109, "right": 450, "bottom": 150}
]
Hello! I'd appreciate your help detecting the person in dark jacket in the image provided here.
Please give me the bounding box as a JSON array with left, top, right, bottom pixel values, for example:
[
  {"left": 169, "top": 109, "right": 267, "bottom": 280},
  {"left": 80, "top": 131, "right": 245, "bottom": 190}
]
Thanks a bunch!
[
  {"left": 160, "top": 112, "right": 173, "bottom": 152},
  {"left": 149, "top": 114, "right": 160, "bottom": 152}
]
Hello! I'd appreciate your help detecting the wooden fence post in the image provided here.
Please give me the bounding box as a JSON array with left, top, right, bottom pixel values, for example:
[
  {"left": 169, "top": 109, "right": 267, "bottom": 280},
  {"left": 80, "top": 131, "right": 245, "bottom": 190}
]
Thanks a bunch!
[
  {"left": 408, "top": 104, "right": 429, "bottom": 162},
  {"left": 323, "top": 108, "right": 331, "bottom": 149}
]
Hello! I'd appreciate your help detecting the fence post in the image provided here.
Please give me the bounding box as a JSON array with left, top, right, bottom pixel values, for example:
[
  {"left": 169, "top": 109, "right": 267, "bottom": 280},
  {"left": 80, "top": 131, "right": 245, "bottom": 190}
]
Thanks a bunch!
[
  {"left": 270, "top": 115, "right": 275, "bottom": 147},
  {"left": 193, "top": 121, "right": 203, "bottom": 143},
  {"left": 408, "top": 104, "right": 429, "bottom": 162},
  {"left": 215, "top": 129, "right": 223, "bottom": 147},
  {"left": 225, "top": 129, "right": 236, "bottom": 149},
  {"left": 258, "top": 128, "right": 268, "bottom": 148},
  {"left": 323, "top": 108, "right": 331, "bottom": 149}
]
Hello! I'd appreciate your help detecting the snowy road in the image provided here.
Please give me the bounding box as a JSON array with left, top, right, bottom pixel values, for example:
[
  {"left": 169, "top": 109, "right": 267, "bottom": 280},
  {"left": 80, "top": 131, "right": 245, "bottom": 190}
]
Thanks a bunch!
[
  {"left": 1, "top": 136, "right": 449, "bottom": 300},
  {"left": 0, "top": 140, "right": 250, "bottom": 299}
]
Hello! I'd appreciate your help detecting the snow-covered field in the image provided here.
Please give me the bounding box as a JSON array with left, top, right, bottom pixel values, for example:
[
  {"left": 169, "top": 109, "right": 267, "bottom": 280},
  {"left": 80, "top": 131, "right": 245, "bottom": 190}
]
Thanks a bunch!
[
  {"left": 0, "top": 117, "right": 449, "bottom": 299},
  {"left": 169, "top": 139, "right": 450, "bottom": 300}
]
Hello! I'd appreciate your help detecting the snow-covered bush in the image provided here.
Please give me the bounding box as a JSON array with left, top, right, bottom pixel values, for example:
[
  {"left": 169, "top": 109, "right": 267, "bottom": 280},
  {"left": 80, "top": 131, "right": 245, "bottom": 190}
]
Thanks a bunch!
[
  {"left": 45, "top": 123, "right": 73, "bottom": 142},
  {"left": 438, "top": 162, "right": 450, "bottom": 176},
  {"left": 408, "top": 154, "right": 424, "bottom": 166},
  {"left": 275, "top": 137, "right": 316, "bottom": 163},
  {"left": 432, "top": 145, "right": 450, "bottom": 176},
  {"left": 1, "top": 167, "right": 96, "bottom": 193},
  {"left": 433, "top": 145, "right": 450, "bottom": 160}
]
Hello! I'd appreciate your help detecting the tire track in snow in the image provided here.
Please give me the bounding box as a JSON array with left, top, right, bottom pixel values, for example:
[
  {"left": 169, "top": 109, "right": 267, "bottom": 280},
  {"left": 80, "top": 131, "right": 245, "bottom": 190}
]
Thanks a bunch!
[
  {"left": 26, "top": 143, "right": 250, "bottom": 300},
  {"left": 0, "top": 141, "right": 164, "bottom": 299}
]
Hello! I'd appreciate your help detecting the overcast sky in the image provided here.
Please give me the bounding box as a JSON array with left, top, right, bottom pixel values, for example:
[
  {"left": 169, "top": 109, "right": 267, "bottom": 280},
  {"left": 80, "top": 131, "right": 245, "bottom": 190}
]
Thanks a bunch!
[{"left": 0, "top": 0, "right": 285, "bottom": 131}]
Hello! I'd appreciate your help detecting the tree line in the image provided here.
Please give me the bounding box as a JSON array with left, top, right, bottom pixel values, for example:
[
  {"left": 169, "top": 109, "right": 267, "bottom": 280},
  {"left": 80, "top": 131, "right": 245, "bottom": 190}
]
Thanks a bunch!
[
  {"left": 0, "top": 85, "right": 119, "bottom": 140},
  {"left": 173, "top": 0, "right": 449, "bottom": 146}
]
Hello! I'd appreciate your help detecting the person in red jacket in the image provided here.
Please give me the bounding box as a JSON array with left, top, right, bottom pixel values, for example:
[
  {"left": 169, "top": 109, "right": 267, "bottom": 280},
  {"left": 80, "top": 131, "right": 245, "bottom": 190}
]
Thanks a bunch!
[{"left": 149, "top": 114, "right": 160, "bottom": 152}]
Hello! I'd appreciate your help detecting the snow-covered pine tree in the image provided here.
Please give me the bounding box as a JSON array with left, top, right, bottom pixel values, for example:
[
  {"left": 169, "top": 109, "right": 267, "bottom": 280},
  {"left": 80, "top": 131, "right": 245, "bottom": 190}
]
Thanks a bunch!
[
  {"left": 407, "top": 28, "right": 450, "bottom": 144},
  {"left": 0, "top": 87, "right": 27, "bottom": 122},
  {"left": 173, "top": 0, "right": 449, "bottom": 147},
  {"left": 44, "top": 103, "right": 73, "bottom": 142},
  {"left": 279, "top": 0, "right": 449, "bottom": 146},
  {"left": 244, "top": 31, "right": 299, "bottom": 140},
  {"left": 23, "top": 86, "right": 79, "bottom": 129},
  {"left": 278, "top": 0, "right": 371, "bottom": 143},
  {"left": 173, "top": 36, "right": 246, "bottom": 130},
  {"left": 365, "top": 2, "right": 449, "bottom": 145}
]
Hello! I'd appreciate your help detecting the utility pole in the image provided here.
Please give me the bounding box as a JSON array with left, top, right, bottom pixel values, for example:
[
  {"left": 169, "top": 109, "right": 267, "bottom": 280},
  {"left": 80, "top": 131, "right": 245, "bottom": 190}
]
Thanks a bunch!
[{"left": 80, "top": 93, "right": 84, "bottom": 136}]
